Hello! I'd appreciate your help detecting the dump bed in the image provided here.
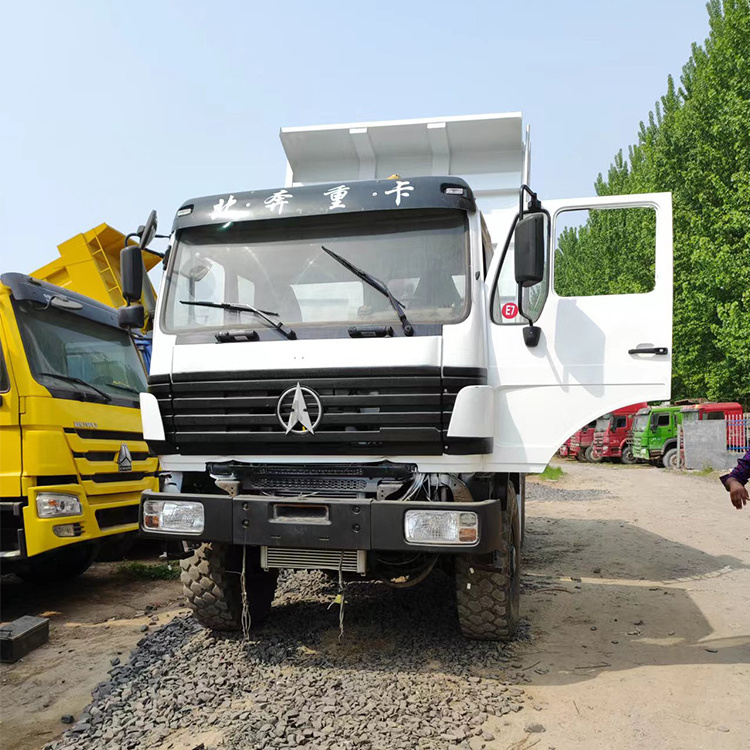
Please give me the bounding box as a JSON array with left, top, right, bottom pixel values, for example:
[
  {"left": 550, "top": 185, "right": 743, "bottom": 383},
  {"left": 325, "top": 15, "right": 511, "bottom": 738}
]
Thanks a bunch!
[
  {"left": 280, "top": 113, "right": 529, "bottom": 220},
  {"left": 31, "top": 223, "right": 159, "bottom": 314}
]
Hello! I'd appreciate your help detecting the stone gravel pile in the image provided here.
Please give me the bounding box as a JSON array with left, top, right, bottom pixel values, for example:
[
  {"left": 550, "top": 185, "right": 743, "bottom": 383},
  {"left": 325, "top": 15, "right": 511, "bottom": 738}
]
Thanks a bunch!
[{"left": 47, "top": 571, "right": 527, "bottom": 750}]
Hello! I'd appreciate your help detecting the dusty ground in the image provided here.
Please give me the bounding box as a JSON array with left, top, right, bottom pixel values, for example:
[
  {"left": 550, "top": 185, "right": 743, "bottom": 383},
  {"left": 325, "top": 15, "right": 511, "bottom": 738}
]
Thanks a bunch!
[
  {"left": 1, "top": 460, "right": 749, "bottom": 749},
  {"left": 0, "top": 552, "right": 185, "bottom": 750},
  {"left": 507, "top": 460, "right": 750, "bottom": 749}
]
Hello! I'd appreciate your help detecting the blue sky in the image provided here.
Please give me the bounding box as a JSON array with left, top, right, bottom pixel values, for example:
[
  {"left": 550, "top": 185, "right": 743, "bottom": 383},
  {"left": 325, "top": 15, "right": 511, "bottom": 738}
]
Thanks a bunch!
[{"left": 0, "top": 1, "right": 710, "bottom": 273}]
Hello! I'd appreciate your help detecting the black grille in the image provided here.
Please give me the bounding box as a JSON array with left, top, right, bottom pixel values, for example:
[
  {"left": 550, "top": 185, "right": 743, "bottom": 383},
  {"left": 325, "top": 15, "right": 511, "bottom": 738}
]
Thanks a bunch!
[
  {"left": 150, "top": 367, "right": 486, "bottom": 456},
  {"left": 95, "top": 505, "right": 139, "bottom": 529}
]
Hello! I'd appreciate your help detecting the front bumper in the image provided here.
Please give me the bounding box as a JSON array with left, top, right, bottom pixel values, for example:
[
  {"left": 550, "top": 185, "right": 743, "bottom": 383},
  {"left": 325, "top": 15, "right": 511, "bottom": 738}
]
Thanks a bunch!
[
  {"left": 1, "top": 486, "right": 143, "bottom": 560},
  {"left": 139, "top": 491, "right": 503, "bottom": 555}
]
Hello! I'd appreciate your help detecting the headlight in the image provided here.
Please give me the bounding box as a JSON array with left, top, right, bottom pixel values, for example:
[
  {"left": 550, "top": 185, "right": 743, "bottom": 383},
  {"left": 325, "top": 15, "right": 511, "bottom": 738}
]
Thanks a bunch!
[
  {"left": 404, "top": 510, "right": 478, "bottom": 545},
  {"left": 142, "top": 499, "right": 204, "bottom": 534},
  {"left": 36, "top": 493, "right": 82, "bottom": 518}
]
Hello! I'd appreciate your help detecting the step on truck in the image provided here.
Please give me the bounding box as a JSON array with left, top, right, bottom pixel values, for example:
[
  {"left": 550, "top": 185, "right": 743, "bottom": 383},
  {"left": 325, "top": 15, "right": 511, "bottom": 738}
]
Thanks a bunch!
[{"left": 128, "top": 113, "right": 673, "bottom": 640}]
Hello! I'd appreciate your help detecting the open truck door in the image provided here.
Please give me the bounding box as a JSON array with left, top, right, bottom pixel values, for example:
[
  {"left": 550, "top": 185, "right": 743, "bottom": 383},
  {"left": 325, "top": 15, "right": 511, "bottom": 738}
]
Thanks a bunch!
[{"left": 486, "top": 192, "right": 673, "bottom": 473}]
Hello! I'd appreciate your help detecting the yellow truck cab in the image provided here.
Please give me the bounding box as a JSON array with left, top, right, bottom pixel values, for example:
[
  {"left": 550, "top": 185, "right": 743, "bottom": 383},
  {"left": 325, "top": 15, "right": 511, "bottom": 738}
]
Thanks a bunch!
[{"left": 0, "top": 273, "right": 157, "bottom": 581}]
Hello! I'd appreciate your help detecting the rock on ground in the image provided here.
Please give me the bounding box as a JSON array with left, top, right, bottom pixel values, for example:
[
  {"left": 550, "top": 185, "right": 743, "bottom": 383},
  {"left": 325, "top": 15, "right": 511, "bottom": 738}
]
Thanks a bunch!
[{"left": 45, "top": 571, "right": 527, "bottom": 750}]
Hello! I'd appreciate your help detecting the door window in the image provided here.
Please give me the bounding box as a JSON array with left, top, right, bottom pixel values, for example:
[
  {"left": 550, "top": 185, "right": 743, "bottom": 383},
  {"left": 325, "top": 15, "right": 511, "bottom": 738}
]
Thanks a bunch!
[
  {"left": 554, "top": 206, "right": 656, "bottom": 297},
  {"left": 0, "top": 346, "right": 8, "bottom": 393}
]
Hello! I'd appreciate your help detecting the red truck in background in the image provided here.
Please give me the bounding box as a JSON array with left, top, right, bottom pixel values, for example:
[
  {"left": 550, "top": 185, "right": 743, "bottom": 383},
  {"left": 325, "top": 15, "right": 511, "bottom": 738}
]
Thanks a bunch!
[
  {"left": 590, "top": 403, "right": 648, "bottom": 464},
  {"left": 558, "top": 438, "right": 572, "bottom": 457},
  {"left": 568, "top": 421, "right": 597, "bottom": 462}
]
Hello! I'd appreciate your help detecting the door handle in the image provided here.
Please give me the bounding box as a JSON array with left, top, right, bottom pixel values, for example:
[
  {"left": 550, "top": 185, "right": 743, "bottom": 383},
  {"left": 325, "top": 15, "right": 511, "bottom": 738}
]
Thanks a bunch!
[{"left": 628, "top": 346, "right": 669, "bottom": 355}]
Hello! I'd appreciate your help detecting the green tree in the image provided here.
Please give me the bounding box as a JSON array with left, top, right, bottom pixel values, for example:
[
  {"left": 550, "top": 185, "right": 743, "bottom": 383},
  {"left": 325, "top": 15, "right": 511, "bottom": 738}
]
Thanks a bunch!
[{"left": 555, "top": 0, "right": 750, "bottom": 404}]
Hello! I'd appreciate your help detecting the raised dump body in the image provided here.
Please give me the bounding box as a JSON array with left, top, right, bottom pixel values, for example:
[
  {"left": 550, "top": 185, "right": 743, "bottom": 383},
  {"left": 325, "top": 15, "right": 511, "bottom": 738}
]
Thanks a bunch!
[{"left": 32, "top": 223, "right": 160, "bottom": 327}]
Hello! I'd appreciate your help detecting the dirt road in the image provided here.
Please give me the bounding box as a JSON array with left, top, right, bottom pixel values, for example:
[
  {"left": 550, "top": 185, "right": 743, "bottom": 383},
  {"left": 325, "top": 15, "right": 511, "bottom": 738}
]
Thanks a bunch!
[
  {"left": 1, "top": 460, "right": 748, "bottom": 749},
  {"left": 510, "top": 460, "right": 750, "bottom": 749}
]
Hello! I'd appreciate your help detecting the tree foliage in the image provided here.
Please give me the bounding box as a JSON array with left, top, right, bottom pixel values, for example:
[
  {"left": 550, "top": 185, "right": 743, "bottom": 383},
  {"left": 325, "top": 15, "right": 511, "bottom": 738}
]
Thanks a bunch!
[{"left": 555, "top": 0, "right": 750, "bottom": 404}]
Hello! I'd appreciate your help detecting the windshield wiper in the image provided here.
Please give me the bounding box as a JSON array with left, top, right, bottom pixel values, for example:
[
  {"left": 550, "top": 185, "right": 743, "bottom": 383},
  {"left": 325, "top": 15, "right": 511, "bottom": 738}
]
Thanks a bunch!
[
  {"left": 105, "top": 382, "right": 142, "bottom": 396},
  {"left": 179, "top": 300, "right": 297, "bottom": 340},
  {"left": 321, "top": 246, "right": 414, "bottom": 336},
  {"left": 37, "top": 372, "right": 112, "bottom": 403}
]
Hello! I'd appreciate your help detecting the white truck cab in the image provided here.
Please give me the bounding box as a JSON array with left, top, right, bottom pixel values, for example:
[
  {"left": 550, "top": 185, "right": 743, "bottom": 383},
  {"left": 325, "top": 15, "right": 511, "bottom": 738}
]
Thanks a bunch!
[{"left": 132, "top": 113, "right": 672, "bottom": 640}]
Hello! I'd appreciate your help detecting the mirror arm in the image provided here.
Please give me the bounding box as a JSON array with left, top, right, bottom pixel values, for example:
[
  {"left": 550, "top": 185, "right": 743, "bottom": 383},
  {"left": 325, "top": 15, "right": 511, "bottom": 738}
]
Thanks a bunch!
[{"left": 519, "top": 184, "right": 542, "bottom": 219}]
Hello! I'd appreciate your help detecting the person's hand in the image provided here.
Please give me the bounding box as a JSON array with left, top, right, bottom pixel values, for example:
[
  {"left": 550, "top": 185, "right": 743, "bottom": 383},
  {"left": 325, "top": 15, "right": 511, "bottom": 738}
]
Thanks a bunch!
[{"left": 726, "top": 478, "right": 749, "bottom": 510}]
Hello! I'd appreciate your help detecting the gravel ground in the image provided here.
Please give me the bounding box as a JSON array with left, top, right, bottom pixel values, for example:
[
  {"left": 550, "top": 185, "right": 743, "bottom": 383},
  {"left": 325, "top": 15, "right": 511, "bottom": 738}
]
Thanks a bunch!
[
  {"left": 526, "top": 482, "right": 611, "bottom": 503},
  {"left": 46, "top": 570, "right": 529, "bottom": 750}
]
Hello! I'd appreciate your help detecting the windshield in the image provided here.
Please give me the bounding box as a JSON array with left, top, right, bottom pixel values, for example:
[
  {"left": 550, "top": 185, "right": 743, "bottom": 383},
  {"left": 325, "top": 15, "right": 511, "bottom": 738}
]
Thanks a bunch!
[
  {"left": 632, "top": 414, "right": 649, "bottom": 432},
  {"left": 14, "top": 300, "right": 147, "bottom": 404},
  {"left": 595, "top": 416, "right": 611, "bottom": 431},
  {"left": 163, "top": 209, "right": 469, "bottom": 334},
  {"left": 681, "top": 410, "right": 699, "bottom": 422}
]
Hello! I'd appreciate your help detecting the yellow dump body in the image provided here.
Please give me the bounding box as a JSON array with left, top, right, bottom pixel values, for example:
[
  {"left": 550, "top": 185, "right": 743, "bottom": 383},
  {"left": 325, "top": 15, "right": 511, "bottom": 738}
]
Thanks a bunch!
[{"left": 31, "top": 223, "right": 160, "bottom": 324}]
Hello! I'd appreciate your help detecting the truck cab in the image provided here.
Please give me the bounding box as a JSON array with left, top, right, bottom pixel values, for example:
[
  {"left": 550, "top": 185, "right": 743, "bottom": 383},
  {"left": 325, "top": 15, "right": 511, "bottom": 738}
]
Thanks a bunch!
[
  {"left": 132, "top": 113, "right": 673, "bottom": 640},
  {"left": 568, "top": 421, "right": 597, "bottom": 462},
  {"left": 631, "top": 405, "right": 682, "bottom": 467},
  {"left": 590, "top": 402, "right": 647, "bottom": 463},
  {"left": 0, "top": 274, "right": 157, "bottom": 580}
]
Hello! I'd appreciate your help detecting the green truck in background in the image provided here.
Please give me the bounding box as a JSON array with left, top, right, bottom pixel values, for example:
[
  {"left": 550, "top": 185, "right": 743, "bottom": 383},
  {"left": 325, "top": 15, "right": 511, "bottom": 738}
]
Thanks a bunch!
[{"left": 630, "top": 405, "right": 682, "bottom": 468}]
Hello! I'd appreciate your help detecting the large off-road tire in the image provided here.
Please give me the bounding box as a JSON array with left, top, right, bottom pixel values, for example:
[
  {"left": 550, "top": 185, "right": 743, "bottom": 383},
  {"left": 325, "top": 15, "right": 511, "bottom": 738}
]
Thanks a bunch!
[
  {"left": 620, "top": 445, "right": 637, "bottom": 465},
  {"left": 17, "top": 542, "right": 97, "bottom": 584},
  {"left": 180, "top": 543, "right": 278, "bottom": 632},
  {"left": 518, "top": 474, "right": 527, "bottom": 548},
  {"left": 455, "top": 482, "right": 520, "bottom": 641},
  {"left": 662, "top": 448, "right": 678, "bottom": 470},
  {"left": 576, "top": 449, "right": 588, "bottom": 462}
]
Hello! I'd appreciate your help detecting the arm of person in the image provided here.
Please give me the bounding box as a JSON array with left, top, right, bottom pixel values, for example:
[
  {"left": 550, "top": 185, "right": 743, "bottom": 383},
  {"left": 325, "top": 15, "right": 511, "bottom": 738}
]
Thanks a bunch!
[{"left": 720, "top": 449, "right": 750, "bottom": 510}]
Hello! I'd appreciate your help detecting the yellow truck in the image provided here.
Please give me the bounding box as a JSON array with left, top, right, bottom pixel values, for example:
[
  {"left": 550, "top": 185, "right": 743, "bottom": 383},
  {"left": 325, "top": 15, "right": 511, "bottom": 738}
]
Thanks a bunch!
[{"left": 0, "top": 225, "right": 159, "bottom": 581}]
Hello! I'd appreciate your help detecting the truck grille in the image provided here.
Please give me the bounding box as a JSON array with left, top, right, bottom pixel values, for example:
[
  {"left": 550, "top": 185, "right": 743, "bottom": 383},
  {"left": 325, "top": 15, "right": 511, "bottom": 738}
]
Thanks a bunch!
[
  {"left": 261, "top": 547, "right": 366, "bottom": 573},
  {"left": 150, "top": 367, "right": 486, "bottom": 456},
  {"left": 64, "top": 428, "right": 158, "bottom": 498}
]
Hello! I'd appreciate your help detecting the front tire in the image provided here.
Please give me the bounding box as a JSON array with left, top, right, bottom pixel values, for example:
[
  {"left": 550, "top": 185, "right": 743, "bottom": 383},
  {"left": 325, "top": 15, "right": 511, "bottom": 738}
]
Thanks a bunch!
[
  {"left": 180, "top": 543, "right": 278, "bottom": 632},
  {"left": 455, "top": 482, "right": 520, "bottom": 641},
  {"left": 586, "top": 445, "right": 603, "bottom": 463},
  {"left": 620, "top": 445, "right": 637, "bottom": 465},
  {"left": 18, "top": 543, "right": 97, "bottom": 584},
  {"left": 663, "top": 448, "right": 678, "bottom": 470}
]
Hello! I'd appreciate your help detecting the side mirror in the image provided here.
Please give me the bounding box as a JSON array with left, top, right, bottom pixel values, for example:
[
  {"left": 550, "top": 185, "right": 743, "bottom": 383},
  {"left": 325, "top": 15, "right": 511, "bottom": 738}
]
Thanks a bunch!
[
  {"left": 118, "top": 303, "right": 145, "bottom": 329},
  {"left": 140, "top": 210, "right": 158, "bottom": 249},
  {"left": 514, "top": 213, "right": 546, "bottom": 287},
  {"left": 121, "top": 245, "right": 143, "bottom": 304}
]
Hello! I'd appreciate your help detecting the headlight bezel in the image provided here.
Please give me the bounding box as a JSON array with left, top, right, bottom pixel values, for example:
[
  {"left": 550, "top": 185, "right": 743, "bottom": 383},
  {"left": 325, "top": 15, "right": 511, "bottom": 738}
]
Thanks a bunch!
[
  {"left": 36, "top": 492, "right": 83, "bottom": 518},
  {"left": 403, "top": 509, "right": 479, "bottom": 546},
  {"left": 142, "top": 499, "right": 205, "bottom": 535}
]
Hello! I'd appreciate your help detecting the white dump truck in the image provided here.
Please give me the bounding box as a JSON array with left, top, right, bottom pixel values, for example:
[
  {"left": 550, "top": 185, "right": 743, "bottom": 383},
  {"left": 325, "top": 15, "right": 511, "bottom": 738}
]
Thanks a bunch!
[{"left": 124, "top": 113, "right": 673, "bottom": 639}]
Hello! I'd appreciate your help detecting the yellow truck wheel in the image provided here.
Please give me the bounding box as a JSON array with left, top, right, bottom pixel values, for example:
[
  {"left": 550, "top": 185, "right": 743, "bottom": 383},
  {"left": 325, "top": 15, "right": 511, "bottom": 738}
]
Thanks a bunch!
[{"left": 17, "top": 543, "right": 97, "bottom": 585}]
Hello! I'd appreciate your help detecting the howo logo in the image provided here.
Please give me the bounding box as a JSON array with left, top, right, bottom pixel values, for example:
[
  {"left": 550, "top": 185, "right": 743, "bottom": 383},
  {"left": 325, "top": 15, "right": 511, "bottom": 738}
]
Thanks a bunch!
[
  {"left": 276, "top": 383, "right": 323, "bottom": 435},
  {"left": 117, "top": 444, "right": 133, "bottom": 472}
]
